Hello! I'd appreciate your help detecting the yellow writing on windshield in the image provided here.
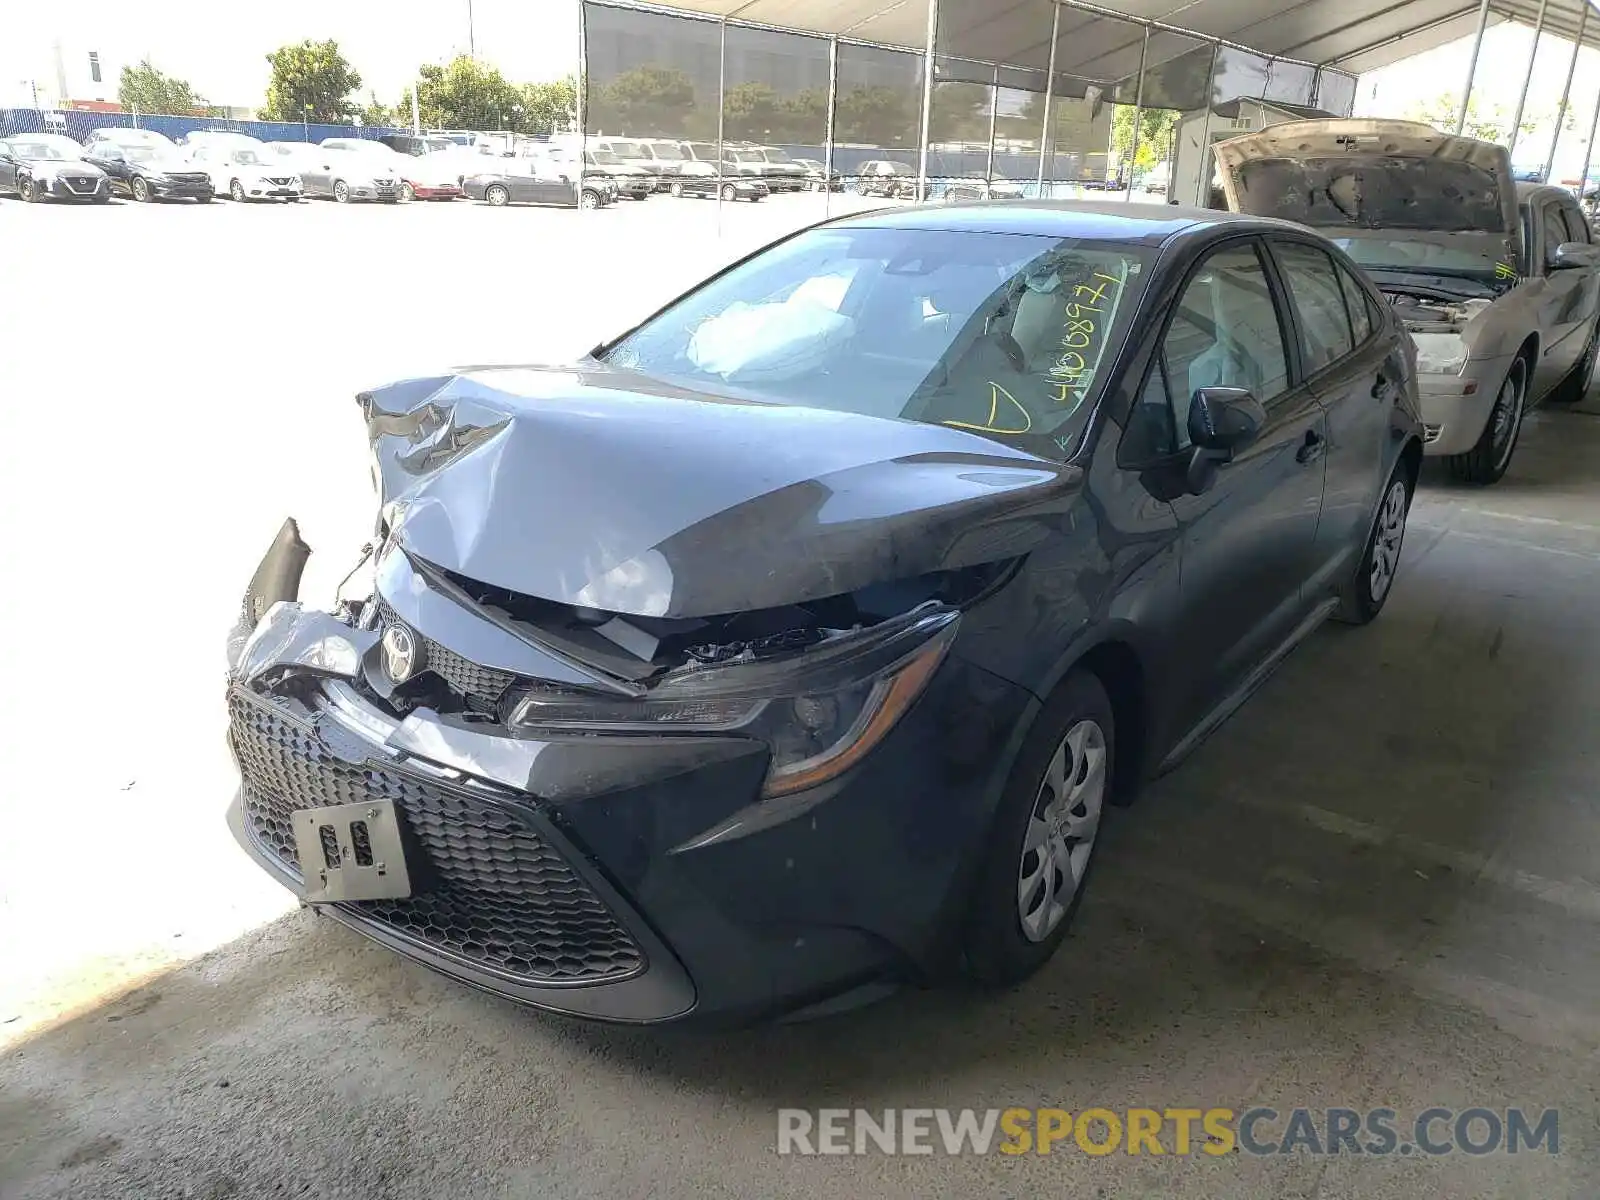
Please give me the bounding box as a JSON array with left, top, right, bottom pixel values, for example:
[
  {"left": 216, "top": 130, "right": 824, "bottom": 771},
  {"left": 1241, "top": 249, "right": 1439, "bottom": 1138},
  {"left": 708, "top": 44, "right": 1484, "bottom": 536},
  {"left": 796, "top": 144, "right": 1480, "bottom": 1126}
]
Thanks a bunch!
[
  {"left": 1048, "top": 270, "right": 1124, "bottom": 406},
  {"left": 945, "top": 381, "right": 1034, "bottom": 435}
]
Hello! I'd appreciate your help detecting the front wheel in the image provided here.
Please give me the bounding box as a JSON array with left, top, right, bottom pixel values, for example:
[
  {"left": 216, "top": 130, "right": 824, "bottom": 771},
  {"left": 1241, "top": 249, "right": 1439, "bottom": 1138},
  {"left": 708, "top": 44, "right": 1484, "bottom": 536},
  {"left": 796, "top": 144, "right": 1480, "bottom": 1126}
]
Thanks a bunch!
[
  {"left": 131, "top": 177, "right": 151, "bottom": 202},
  {"left": 720, "top": 183, "right": 736, "bottom": 202},
  {"left": 1447, "top": 356, "right": 1526, "bottom": 485},
  {"left": 1335, "top": 463, "right": 1413, "bottom": 625},
  {"left": 669, "top": 180, "right": 684, "bottom": 197},
  {"left": 963, "top": 671, "right": 1113, "bottom": 986},
  {"left": 400, "top": 182, "right": 415, "bottom": 203},
  {"left": 485, "top": 184, "right": 510, "bottom": 207},
  {"left": 19, "top": 177, "right": 37, "bottom": 202},
  {"left": 579, "top": 189, "right": 600, "bottom": 209},
  {"left": 333, "top": 180, "right": 350, "bottom": 204},
  {"left": 230, "top": 179, "right": 245, "bottom": 202}
]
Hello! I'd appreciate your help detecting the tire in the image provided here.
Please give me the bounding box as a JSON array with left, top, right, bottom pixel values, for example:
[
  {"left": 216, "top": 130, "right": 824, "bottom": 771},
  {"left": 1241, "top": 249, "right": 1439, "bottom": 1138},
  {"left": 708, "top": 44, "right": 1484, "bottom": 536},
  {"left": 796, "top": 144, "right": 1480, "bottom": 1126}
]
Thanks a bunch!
[
  {"left": 1334, "top": 462, "right": 1413, "bottom": 626},
  {"left": 486, "top": 184, "right": 509, "bottom": 207},
  {"left": 1552, "top": 318, "right": 1599, "bottom": 404},
  {"left": 333, "top": 180, "right": 350, "bottom": 204},
  {"left": 579, "top": 189, "right": 600, "bottom": 209},
  {"left": 400, "top": 182, "right": 415, "bottom": 203},
  {"left": 721, "top": 183, "right": 736, "bottom": 202},
  {"left": 230, "top": 179, "right": 245, "bottom": 202},
  {"left": 19, "top": 177, "right": 37, "bottom": 202},
  {"left": 1447, "top": 356, "right": 1526, "bottom": 485},
  {"left": 131, "top": 177, "right": 151, "bottom": 203},
  {"left": 669, "top": 180, "right": 684, "bottom": 197},
  {"left": 963, "top": 670, "right": 1114, "bottom": 986}
]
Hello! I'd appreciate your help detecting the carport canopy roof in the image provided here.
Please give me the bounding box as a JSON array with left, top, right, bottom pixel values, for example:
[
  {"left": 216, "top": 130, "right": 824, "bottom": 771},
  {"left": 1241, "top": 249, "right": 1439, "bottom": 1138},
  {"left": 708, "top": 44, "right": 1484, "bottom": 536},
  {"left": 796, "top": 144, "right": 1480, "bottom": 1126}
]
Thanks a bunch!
[{"left": 654, "top": 0, "right": 1600, "bottom": 74}]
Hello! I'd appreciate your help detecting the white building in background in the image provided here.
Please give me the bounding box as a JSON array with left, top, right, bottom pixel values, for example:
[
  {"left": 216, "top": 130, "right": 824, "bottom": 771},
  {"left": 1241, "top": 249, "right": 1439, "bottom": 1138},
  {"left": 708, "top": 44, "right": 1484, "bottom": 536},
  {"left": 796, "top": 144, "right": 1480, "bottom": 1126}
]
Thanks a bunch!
[{"left": 52, "top": 40, "right": 119, "bottom": 107}]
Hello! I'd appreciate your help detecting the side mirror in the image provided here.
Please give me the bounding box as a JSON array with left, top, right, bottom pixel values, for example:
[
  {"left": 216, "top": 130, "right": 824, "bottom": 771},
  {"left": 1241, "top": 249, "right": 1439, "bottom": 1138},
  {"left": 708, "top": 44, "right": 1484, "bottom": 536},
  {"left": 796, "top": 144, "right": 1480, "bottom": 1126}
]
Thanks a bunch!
[
  {"left": 1550, "top": 241, "right": 1600, "bottom": 271},
  {"left": 1185, "top": 386, "right": 1266, "bottom": 493}
]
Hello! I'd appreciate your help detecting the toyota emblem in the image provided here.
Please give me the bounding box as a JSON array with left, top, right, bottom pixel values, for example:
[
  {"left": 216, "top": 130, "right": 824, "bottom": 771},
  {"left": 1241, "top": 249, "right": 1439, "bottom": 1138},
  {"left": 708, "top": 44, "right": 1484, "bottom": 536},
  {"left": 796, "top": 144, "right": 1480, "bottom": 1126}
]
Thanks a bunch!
[{"left": 381, "top": 624, "right": 420, "bottom": 684}]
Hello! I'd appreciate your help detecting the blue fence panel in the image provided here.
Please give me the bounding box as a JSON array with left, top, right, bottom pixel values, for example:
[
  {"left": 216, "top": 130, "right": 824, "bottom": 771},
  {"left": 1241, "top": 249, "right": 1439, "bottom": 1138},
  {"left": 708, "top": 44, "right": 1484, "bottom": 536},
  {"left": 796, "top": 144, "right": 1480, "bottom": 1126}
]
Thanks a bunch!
[{"left": 0, "top": 107, "right": 403, "bottom": 146}]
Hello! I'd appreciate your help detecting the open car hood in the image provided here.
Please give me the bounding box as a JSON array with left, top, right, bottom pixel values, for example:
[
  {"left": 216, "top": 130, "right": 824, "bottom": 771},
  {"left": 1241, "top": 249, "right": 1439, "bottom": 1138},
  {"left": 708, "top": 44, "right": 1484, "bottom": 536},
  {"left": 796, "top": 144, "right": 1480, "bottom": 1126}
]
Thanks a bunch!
[
  {"left": 362, "top": 365, "right": 1073, "bottom": 620},
  {"left": 1214, "top": 119, "right": 1521, "bottom": 269}
]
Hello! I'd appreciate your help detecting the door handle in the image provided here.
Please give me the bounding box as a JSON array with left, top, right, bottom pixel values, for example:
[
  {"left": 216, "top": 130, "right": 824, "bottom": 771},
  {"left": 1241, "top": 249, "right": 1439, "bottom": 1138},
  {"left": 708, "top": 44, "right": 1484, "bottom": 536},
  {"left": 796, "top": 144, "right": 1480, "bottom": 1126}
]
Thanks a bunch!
[{"left": 1296, "top": 429, "right": 1326, "bottom": 464}]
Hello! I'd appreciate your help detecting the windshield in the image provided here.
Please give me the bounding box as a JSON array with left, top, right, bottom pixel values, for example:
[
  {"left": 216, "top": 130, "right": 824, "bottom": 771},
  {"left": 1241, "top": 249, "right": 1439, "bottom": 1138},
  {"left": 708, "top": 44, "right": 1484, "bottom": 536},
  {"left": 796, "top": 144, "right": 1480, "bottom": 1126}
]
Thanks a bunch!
[
  {"left": 730, "top": 150, "right": 763, "bottom": 162},
  {"left": 607, "top": 141, "right": 642, "bottom": 158},
  {"left": 125, "top": 146, "right": 178, "bottom": 165},
  {"left": 1332, "top": 236, "right": 1504, "bottom": 280},
  {"left": 760, "top": 147, "right": 792, "bottom": 162},
  {"left": 603, "top": 226, "right": 1148, "bottom": 459},
  {"left": 589, "top": 150, "right": 622, "bottom": 165},
  {"left": 648, "top": 142, "right": 684, "bottom": 160},
  {"left": 688, "top": 143, "right": 719, "bottom": 159},
  {"left": 9, "top": 142, "right": 71, "bottom": 160},
  {"left": 232, "top": 149, "right": 266, "bottom": 165}
]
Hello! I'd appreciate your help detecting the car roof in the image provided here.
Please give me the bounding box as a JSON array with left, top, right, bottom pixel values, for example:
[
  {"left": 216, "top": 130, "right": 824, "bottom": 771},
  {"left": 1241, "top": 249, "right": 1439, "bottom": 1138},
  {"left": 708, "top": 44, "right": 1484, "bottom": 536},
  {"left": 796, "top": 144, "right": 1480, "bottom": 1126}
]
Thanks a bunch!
[{"left": 829, "top": 198, "right": 1306, "bottom": 246}]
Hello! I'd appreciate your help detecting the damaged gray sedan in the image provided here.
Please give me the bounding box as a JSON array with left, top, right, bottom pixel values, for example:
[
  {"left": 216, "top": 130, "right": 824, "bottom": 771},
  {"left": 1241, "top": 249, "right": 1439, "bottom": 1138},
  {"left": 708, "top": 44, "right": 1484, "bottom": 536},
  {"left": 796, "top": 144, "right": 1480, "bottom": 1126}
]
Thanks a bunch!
[
  {"left": 225, "top": 201, "right": 1421, "bottom": 1024},
  {"left": 1217, "top": 118, "right": 1600, "bottom": 484}
]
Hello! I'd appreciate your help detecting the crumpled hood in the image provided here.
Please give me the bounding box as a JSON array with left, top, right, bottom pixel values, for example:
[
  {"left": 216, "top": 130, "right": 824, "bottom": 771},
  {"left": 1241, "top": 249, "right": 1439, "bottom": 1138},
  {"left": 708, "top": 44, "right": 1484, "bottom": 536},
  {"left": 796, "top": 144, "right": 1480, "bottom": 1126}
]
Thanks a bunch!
[
  {"left": 1214, "top": 118, "right": 1521, "bottom": 270},
  {"left": 363, "top": 364, "right": 1074, "bottom": 619}
]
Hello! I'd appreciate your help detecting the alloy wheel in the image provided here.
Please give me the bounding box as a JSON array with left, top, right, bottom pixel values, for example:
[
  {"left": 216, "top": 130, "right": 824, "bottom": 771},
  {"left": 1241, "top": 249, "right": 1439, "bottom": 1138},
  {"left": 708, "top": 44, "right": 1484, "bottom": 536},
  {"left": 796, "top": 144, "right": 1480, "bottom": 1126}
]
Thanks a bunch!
[
  {"left": 132, "top": 177, "right": 150, "bottom": 202},
  {"left": 333, "top": 181, "right": 349, "bottom": 204},
  {"left": 1490, "top": 363, "right": 1525, "bottom": 471},
  {"left": 1368, "top": 477, "right": 1409, "bottom": 604},
  {"left": 1017, "top": 720, "right": 1107, "bottom": 942},
  {"left": 230, "top": 179, "right": 245, "bottom": 202},
  {"left": 401, "top": 182, "right": 415, "bottom": 202},
  {"left": 670, "top": 181, "right": 684, "bottom": 197},
  {"left": 579, "top": 190, "right": 598, "bottom": 209},
  {"left": 721, "top": 183, "right": 735, "bottom": 202},
  {"left": 19, "top": 177, "right": 36, "bottom": 202}
]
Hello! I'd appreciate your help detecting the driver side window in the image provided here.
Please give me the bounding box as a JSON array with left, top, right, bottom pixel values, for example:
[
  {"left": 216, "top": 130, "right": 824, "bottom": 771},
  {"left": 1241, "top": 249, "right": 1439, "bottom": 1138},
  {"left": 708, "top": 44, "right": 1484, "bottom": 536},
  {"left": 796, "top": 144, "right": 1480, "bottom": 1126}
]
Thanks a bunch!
[{"left": 1131, "top": 242, "right": 1290, "bottom": 457}]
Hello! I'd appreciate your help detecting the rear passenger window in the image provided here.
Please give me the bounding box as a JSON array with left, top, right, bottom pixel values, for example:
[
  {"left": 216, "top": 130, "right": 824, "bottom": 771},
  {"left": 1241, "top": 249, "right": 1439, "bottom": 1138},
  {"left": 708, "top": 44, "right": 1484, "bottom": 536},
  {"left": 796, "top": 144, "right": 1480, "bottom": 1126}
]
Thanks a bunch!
[
  {"left": 1275, "top": 242, "right": 1355, "bottom": 374},
  {"left": 1560, "top": 205, "right": 1589, "bottom": 245},
  {"left": 1335, "top": 262, "right": 1374, "bottom": 344}
]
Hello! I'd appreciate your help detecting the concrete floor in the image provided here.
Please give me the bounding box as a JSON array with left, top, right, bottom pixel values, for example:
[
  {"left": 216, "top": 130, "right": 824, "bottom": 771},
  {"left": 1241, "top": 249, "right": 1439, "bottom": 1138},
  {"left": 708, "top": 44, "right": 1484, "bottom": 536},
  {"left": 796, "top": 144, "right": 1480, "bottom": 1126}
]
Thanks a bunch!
[{"left": 3, "top": 199, "right": 1599, "bottom": 1198}]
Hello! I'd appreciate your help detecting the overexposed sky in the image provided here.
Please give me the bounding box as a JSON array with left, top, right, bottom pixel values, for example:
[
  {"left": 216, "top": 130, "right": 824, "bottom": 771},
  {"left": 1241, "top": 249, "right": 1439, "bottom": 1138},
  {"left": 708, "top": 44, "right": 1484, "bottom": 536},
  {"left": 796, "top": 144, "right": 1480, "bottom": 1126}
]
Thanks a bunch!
[
  {"left": 4, "top": 0, "right": 1600, "bottom": 174},
  {"left": 1, "top": 0, "right": 582, "bottom": 107}
]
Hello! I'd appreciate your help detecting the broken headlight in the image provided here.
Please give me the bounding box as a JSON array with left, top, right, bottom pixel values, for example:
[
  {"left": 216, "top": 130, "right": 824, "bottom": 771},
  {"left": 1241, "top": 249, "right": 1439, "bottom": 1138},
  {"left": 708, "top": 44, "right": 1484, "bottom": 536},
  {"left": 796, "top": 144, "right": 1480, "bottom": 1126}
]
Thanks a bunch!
[{"left": 508, "top": 605, "right": 960, "bottom": 798}]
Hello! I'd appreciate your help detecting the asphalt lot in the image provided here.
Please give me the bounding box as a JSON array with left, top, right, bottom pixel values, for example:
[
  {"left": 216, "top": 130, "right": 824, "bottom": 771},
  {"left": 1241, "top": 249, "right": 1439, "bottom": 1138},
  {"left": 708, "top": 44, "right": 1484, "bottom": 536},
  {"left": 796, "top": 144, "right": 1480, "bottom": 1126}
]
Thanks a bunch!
[{"left": 3, "top": 191, "right": 1599, "bottom": 1199}]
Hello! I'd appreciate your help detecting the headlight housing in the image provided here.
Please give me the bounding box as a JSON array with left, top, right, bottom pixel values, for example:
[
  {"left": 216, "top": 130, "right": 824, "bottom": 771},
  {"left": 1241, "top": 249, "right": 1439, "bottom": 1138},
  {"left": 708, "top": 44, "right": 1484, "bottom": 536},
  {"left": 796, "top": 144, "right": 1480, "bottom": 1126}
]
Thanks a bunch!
[
  {"left": 1411, "top": 332, "right": 1470, "bottom": 375},
  {"left": 508, "top": 605, "right": 958, "bottom": 798}
]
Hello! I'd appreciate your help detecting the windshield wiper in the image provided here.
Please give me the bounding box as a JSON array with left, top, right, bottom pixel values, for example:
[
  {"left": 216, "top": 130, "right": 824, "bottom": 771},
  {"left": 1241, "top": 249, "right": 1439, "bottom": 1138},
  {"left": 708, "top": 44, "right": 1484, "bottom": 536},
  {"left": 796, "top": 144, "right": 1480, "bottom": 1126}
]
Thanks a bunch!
[{"left": 1362, "top": 265, "right": 1497, "bottom": 281}]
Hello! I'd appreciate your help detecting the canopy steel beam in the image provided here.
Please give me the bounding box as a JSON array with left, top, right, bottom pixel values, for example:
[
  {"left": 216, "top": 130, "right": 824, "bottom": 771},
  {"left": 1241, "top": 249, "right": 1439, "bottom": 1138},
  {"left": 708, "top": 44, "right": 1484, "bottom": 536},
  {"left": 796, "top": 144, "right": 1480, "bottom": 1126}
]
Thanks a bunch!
[
  {"left": 1507, "top": 0, "right": 1549, "bottom": 157},
  {"left": 1455, "top": 0, "right": 1494, "bottom": 134},
  {"left": 1544, "top": 0, "right": 1590, "bottom": 183}
]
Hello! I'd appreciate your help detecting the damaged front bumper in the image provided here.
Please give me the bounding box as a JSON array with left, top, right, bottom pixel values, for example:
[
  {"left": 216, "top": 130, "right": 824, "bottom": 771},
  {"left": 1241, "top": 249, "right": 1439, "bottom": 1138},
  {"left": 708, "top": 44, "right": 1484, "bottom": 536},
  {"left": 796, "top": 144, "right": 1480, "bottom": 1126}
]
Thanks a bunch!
[
  {"left": 223, "top": 523, "right": 1035, "bottom": 1024},
  {"left": 1416, "top": 353, "right": 1514, "bottom": 456}
]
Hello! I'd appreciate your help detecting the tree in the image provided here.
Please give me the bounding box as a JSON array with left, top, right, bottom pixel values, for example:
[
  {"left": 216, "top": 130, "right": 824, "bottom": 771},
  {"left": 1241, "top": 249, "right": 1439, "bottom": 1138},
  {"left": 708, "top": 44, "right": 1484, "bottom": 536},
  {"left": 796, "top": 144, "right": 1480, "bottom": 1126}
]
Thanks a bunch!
[
  {"left": 262, "top": 40, "right": 363, "bottom": 124},
  {"left": 722, "top": 81, "right": 788, "bottom": 142},
  {"left": 930, "top": 82, "right": 991, "bottom": 143},
  {"left": 1404, "top": 93, "right": 1572, "bottom": 147},
  {"left": 118, "top": 60, "right": 204, "bottom": 116},
  {"left": 1111, "top": 105, "right": 1180, "bottom": 172},
  {"left": 835, "top": 85, "right": 916, "bottom": 148},
  {"left": 359, "top": 92, "right": 400, "bottom": 129},
  {"left": 521, "top": 76, "right": 576, "bottom": 135},
  {"left": 410, "top": 56, "right": 527, "bottom": 131},
  {"left": 588, "top": 66, "right": 699, "bottom": 136}
]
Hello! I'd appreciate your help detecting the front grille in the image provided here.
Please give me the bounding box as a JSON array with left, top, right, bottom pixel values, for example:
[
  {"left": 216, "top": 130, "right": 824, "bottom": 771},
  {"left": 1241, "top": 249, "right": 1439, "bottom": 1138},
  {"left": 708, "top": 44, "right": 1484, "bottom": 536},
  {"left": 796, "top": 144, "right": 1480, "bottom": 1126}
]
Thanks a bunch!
[
  {"left": 172, "top": 173, "right": 209, "bottom": 184},
  {"left": 230, "top": 688, "right": 646, "bottom": 984},
  {"left": 266, "top": 176, "right": 294, "bottom": 186},
  {"left": 62, "top": 176, "right": 101, "bottom": 194},
  {"left": 372, "top": 597, "right": 514, "bottom": 710}
]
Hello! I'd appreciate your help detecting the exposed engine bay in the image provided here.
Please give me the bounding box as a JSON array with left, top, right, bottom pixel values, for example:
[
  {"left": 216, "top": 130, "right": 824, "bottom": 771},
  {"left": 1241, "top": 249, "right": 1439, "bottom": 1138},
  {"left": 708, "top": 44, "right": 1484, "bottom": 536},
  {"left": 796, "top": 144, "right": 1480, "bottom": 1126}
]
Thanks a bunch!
[{"left": 1383, "top": 292, "right": 1492, "bottom": 334}]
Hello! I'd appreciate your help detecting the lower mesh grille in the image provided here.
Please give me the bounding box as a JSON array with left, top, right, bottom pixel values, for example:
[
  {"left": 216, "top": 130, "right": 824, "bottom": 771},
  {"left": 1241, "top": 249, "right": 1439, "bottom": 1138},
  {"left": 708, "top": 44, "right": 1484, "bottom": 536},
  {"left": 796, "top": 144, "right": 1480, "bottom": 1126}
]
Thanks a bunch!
[{"left": 229, "top": 687, "right": 645, "bottom": 985}]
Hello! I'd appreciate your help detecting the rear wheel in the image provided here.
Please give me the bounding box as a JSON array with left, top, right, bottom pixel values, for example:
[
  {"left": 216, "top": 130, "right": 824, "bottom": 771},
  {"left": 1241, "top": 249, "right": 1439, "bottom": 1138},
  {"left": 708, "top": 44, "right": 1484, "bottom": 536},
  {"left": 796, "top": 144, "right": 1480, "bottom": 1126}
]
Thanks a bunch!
[
  {"left": 485, "top": 184, "right": 510, "bottom": 207},
  {"left": 1335, "top": 462, "right": 1413, "bottom": 625},
  {"left": 1447, "top": 356, "right": 1526, "bottom": 485},
  {"left": 333, "top": 180, "right": 350, "bottom": 204},
  {"left": 963, "top": 671, "right": 1113, "bottom": 986},
  {"left": 1553, "top": 319, "right": 1599, "bottom": 404},
  {"left": 229, "top": 179, "right": 245, "bottom": 202}
]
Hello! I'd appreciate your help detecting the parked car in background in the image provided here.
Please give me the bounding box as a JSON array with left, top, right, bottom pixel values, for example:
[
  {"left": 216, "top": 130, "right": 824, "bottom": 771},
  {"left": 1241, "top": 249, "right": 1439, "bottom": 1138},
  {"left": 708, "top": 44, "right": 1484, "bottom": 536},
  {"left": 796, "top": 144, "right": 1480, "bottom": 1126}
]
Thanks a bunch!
[
  {"left": 1140, "top": 162, "right": 1171, "bottom": 195},
  {"left": 189, "top": 143, "right": 302, "bottom": 202},
  {"left": 379, "top": 133, "right": 459, "bottom": 157},
  {"left": 590, "top": 138, "right": 676, "bottom": 190},
  {"left": 793, "top": 157, "right": 844, "bottom": 191},
  {"left": 721, "top": 145, "right": 807, "bottom": 191},
  {"left": 942, "top": 173, "right": 1026, "bottom": 201},
  {"left": 180, "top": 130, "right": 265, "bottom": 154},
  {"left": 1512, "top": 164, "right": 1546, "bottom": 183},
  {"left": 84, "top": 141, "right": 213, "bottom": 202},
  {"left": 582, "top": 149, "right": 653, "bottom": 199},
  {"left": 0, "top": 136, "right": 110, "bottom": 202},
  {"left": 295, "top": 142, "right": 400, "bottom": 203},
  {"left": 1217, "top": 117, "right": 1600, "bottom": 485},
  {"left": 667, "top": 161, "right": 767, "bottom": 201},
  {"left": 464, "top": 159, "right": 614, "bottom": 208},
  {"left": 855, "top": 159, "right": 918, "bottom": 197},
  {"left": 416, "top": 145, "right": 496, "bottom": 189},
  {"left": 83, "top": 127, "right": 178, "bottom": 153},
  {"left": 224, "top": 200, "right": 1422, "bottom": 1026}
]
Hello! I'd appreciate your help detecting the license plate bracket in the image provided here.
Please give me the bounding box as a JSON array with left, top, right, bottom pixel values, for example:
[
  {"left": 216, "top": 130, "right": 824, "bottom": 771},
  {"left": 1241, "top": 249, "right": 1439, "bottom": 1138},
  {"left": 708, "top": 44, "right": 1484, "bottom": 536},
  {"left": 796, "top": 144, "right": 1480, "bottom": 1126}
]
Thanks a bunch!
[{"left": 291, "top": 798, "right": 413, "bottom": 903}]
